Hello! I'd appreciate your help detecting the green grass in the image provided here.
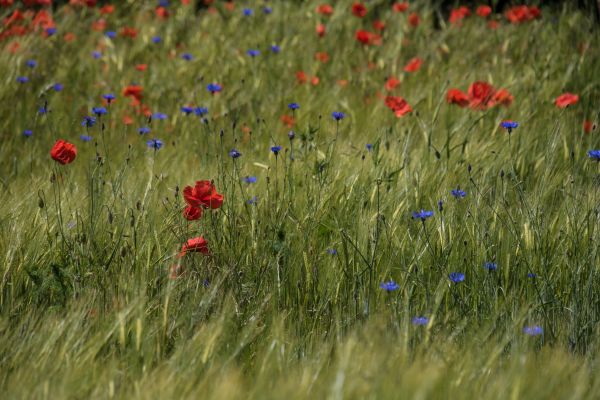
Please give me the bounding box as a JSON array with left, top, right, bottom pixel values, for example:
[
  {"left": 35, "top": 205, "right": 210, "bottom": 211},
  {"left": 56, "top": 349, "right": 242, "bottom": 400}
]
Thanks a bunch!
[{"left": 1, "top": 1, "right": 600, "bottom": 398}]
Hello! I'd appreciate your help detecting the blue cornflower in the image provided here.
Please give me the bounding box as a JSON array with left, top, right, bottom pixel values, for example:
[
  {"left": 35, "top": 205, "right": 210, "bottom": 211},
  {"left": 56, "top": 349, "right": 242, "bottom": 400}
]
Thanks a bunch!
[
  {"left": 46, "top": 27, "right": 56, "bottom": 36},
  {"left": 92, "top": 51, "right": 102, "bottom": 59},
  {"left": 194, "top": 107, "right": 208, "bottom": 116},
  {"left": 412, "top": 209, "right": 434, "bottom": 221},
  {"left": 271, "top": 145, "right": 282, "bottom": 155},
  {"left": 451, "top": 188, "right": 466, "bottom": 198},
  {"left": 448, "top": 272, "right": 465, "bottom": 283},
  {"left": 38, "top": 105, "right": 49, "bottom": 114},
  {"left": 438, "top": 200, "right": 444, "bottom": 211},
  {"left": 92, "top": 107, "right": 107, "bottom": 116},
  {"left": 484, "top": 262, "right": 497, "bottom": 271},
  {"left": 332, "top": 111, "right": 345, "bottom": 121},
  {"left": 81, "top": 116, "right": 97, "bottom": 128},
  {"left": 80, "top": 134, "right": 92, "bottom": 142},
  {"left": 523, "top": 326, "right": 543, "bottom": 336},
  {"left": 181, "top": 106, "right": 194, "bottom": 115},
  {"left": 270, "top": 45, "right": 280, "bottom": 53},
  {"left": 152, "top": 36, "right": 162, "bottom": 44},
  {"left": 53, "top": 83, "right": 64, "bottom": 92},
  {"left": 102, "top": 93, "right": 115, "bottom": 103},
  {"left": 202, "top": 278, "right": 210, "bottom": 288},
  {"left": 158, "top": 0, "right": 169, "bottom": 7},
  {"left": 366, "top": 143, "right": 373, "bottom": 152},
  {"left": 263, "top": 6, "right": 273, "bottom": 14},
  {"left": 23, "top": 129, "right": 33, "bottom": 137},
  {"left": 181, "top": 53, "right": 193, "bottom": 61},
  {"left": 26, "top": 60, "right": 37, "bottom": 68},
  {"left": 243, "top": 8, "right": 253, "bottom": 16},
  {"left": 288, "top": 130, "right": 296, "bottom": 140},
  {"left": 147, "top": 138, "right": 163, "bottom": 150},
  {"left": 247, "top": 196, "right": 258, "bottom": 205},
  {"left": 380, "top": 280, "right": 400, "bottom": 292},
  {"left": 288, "top": 103, "right": 300, "bottom": 110},
  {"left": 500, "top": 120, "right": 519, "bottom": 134},
  {"left": 588, "top": 150, "right": 600, "bottom": 161},
  {"left": 207, "top": 83, "right": 222, "bottom": 94},
  {"left": 527, "top": 273, "right": 536, "bottom": 279},
  {"left": 243, "top": 176, "right": 257, "bottom": 184},
  {"left": 138, "top": 127, "right": 151, "bottom": 135},
  {"left": 153, "top": 112, "right": 168, "bottom": 120},
  {"left": 326, "top": 248, "right": 337, "bottom": 255},
  {"left": 247, "top": 49, "right": 260, "bottom": 57},
  {"left": 229, "top": 148, "right": 242, "bottom": 159},
  {"left": 16, "top": 76, "right": 29, "bottom": 84},
  {"left": 411, "top": 317, "right": 429, "bottom": 326},
  {"left": 105, "top": 31, "right": 117, "bottom": 39}
]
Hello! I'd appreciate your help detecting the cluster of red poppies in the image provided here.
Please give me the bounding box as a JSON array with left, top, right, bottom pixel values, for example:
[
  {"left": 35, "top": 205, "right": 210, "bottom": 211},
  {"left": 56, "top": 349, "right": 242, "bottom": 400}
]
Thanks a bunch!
[{"left": 446, "top": 81, "right": 514, "bottom": 110}]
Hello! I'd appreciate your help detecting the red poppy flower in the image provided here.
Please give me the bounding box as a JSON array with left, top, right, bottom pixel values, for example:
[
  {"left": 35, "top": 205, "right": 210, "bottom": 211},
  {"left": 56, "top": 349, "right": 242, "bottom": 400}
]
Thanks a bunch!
[
  {"left": 123, "top": 85, "right": 144, "bottom": 101},
  {"left": 224, "top": 2, "right": 234, "bottom": 11},
  {"left": 488, "top": 20, "right": 499, "bottom": 29},
  {"left": 91, "top": 19, "right": 106, "bottom": 31},
  {"left": 355, "top": 30, "right": 381, "bottom": 46},
  {"left": 281, "top": 114, "right": 295, "bottom": 128},
  {"left": 583, "top": 120, "right": 594, "bottom": 134},
  {"left": 408, "top": 12, "right": 420, "bottom": 27},
  {"left": 315, "top": 51, "right": 329, "bottom": 63},
  {"left": 183, "top": 205, "right": 202, "bottom": 221},
  {"left": 0, "top": 0, "right": 14, "bottom": 7},
  {"left": 100, "top": 5, "right": 114, "bottom": 14},
  {"left": 403, "top": 57, "right": 422, "bottom": 73},
  {"left": 373, "top": 20, "right": 385, "bottom": 31},
  {"left": 476, "top": 5, "right": 492, "bottom": 18},
  {"left": 155, "top": 6, "right": 169, "bottom": 19},
  {"left": 385, "top": 77, "right": 400, "bottom": 91},
  {"left": 50, "top": 140, "right": 77, "bottom": 165},
  {"left": 352, "top": 2, "right": 367, "bottom": 18},
  {"left": 505, "top": 5, "right": 540, "bottom": 24},
  {"left": 385, "top": 96, "right": 412, "bottom": 117},
  {"left": 296, "top": 71, "right": 307, "bottom": 84},
  {"left": 449, "top": 6, "right": 470, "bottom": 24},
  {"left": 468, "top": 81, "right": 495, "bottom": 109},
  {"left": 183, "top": 180, "right": 224, "bottom": 210},
  {"left": 392, "top": 2, "right": 409, "bottom": 13},
  {"left": 311, "top": 76, "right": 320, "bottom": 86},
  {"left": 446, "top": 88, "right": 469, "bottom": 107},
  {"left": 180, "top": 237, "right": 209, "bottom": 256},
  {"left": 316, "top": 4, "right": 333, "bottom": 16},
  {"left": 135, "top": 64, "right": 147, "bottom": 72},
  {"left": 554, "top": 93, "right": 579, "bottom": 108},
  {"left": 120, "top": 27, "right": 137, "bottom": 39},
  {"left": 491, "top": 88, "right": 513, "bottom": 107},
  {"left": 316, "top": 23, "right": 326, "bottom": 37},
  {"left": 64, "top": 32, "right": 76, "bottom": 42},
  {"left": 122, "top": 115, "right": 134, "bottom": 125}
]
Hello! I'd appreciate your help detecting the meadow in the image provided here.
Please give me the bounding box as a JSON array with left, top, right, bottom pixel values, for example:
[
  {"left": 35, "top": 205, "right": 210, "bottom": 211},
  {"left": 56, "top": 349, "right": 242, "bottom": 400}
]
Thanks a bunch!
[{"left": 1, "top": 1, "right": 600, "bottom": 398}]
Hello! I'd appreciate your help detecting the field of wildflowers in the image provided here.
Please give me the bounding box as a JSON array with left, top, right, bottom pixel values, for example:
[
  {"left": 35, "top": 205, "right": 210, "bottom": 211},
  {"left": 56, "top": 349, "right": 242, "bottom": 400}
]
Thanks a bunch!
[{"left": 1, "top": 0, "right": 600, "bottom": 398}]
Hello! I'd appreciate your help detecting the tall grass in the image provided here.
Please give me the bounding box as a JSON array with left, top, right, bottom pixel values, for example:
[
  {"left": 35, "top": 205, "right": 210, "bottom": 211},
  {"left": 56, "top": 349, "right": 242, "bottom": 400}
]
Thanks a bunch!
[{"left": 0, "top": 1, "right": 599, "bottom": 398}]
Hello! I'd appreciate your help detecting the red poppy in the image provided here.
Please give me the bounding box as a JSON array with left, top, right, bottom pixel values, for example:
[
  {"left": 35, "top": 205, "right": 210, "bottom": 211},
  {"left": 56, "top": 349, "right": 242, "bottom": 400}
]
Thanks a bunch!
[
  {"left": 135, "top": 64, "right": 147, "bottom": 72},
  {"left": 315, "top": 51, "right": 329, "bottom": 63},
  {"left": 446, "top": 88, "right": 469, "bottom": 107},
  {"left": 554, "top": 93, "right": 579, "bottom": 108},
  {"left": 491, "top": 88, "right": 513, "bottom": 107},
  {"left": 505, "top": 5, "right": 540, "bottom": 24},
  {"left": 296, "top": 71, "right": 307, "bottom": 84},
  {"left": 155, "top": 6, "right": 169, "bottom": 19},
  {"left": 468, "top": 81, "right": 495, "bottom": 109},
  {"left": 183, "top": 205, "right": 202, "bottom": 221},
  {"left": 122, "top": 115, "right": 134, "bottom": 125},
  {"left": 0, "top": 0, "right": 14, "bottom": 7},
  {"left": 355, "top": 30, "right": 381, "bottom": 46},
  {"left": 180, "top": 237, "right": 209, "bottom": 256},
  {"left": 91, "top": 19, "right": 106, "bottom": 31},
  {"left": 183, "top": 180, "right": 224, "bottom": 210},
  {"left": 385, "top": 96, "right": 412, "bottom": 117},
  {"left": 449, "top": 6, "right": 470, "bottom": 24},
  {"left": 120, "top": 27, "right": 137, "bottom": 39},
  {"left": 476, "top": 5, "right": 492, "bottom": 18},
  {"left": 385, "top": 77, "right": 400, "bottom": 91},
  {"left": 403, "top": 57, "right": 422, "bottom": 73},
  {"left": 408, "top": 12, "right": 420, "bottom": 27},
  {"left": 583, "top": 120, "right": 594, "bottom": 134},
  {"left": 50, "top": 140, "right": 77, "bottom": 165},
  {"left": 224, "top": 2, "right": 234, "bottom": 11},
  {"left": 352, "top": 2, "right": 367, "bottom": 18},
  {"left": 373, "top": 20, "right": 385, "bottom": 31},
  {"left": 316, "top": 23, "right": 326, "bottom": 37},
  {"left": 99, "top": 5, "right": 114, "bottom": 14},
  {"left": 64, "top": 32, "right": 76, "bottom": 42},
  {"left": 281, "top": 114, "right": 295, "bottom": 128},
  {"left": 311, "top": 76, "right": 320, "bottom": 86},
  {"left": 123, "top": 85, "right": 144, "bottom": 101},
  {"left": 316, "top": 4, "right": 333, "bottom": 16},
  {"left": 392, "top": 2, "right": 409, "bottom": 13},
  {"left": 488, "top": 20, "right": 499, "bottom": 29}
]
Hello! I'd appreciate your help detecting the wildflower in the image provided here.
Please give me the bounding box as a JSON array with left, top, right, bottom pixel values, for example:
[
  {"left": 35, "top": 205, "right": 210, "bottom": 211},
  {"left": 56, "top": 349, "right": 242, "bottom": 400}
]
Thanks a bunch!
[
  {"left": 152, "top": 36, "right": 162, "bottom": 43},
  {"left": 243, "top": 176, "right": 257, "bottom": 184},
  {"left": 554, "top": 93, "right": 579, "bottom": 108},
  {"left": 587, "top": 150, "right": 600, "bottom": 161},
  {"left": 355, "top": 30, "right": 381, "bottom": 46},
  {"left": 147, "top": 138, "right": 163, "bottom": 150},
  {"left": 39, "top": 105, "right": 49, "bottom": 114},
  {"left": 16, "top": 76, "right": 29, "bottom": 84},
  {"left": 53, "top": 83, "right": 64, "bottom": 92},
  {"left": 352, "top": 2, "right": 367, "bottom": 18},
  {"left": 183, "top": 180, "right": 223, "bottom": 210},
  {"left": 247, "top": 196, "right": 258, "bottom": 205},
  {"left": 412, "top": 317, "right": 429, "bottom": 326},
  {"left": 270, "top": 44, "right": 280, "bottom": 53},
  {"left": 438, "top": 200, "right": 444, "bottom": 211},
  {"left": 379, "top": 280, "right": 400, "bottom": 291},
  {"left": 583, "top": 120, "right": 594, "bottom": 134},
  {"left": 484, "top": 262, "right": 497, "bottom": 271},
  {"left": 138, "top": 127, "right": 151, "bottom": 135},
  {"left": 317, "top": 4, "right": 333, "bottom": 16},
  {"left": 153, "top": 112, "right": 168, "bottom": 120},
  {"left": 243, "top": 8, "right": 253, "bottom": 16},
  {"left": 408, "top": 12, "right": 420, "bottom": 27},
  {"left": 81, "top": 115, "right": 96, "bottom": 127},
  {"left": 449, "top": 6, "right": 471, "bottom": 24},
  {"left": 392, "top": 2, "right": 409, "bottom": 13},
  {"left": 316, "top": 23, "right": 326, "bottom": 37},
  {"left": 476, "top": 5, "right": 492, "bottom": 18},
  {"left": 288, "top": 130, "right": 296, "bottom": 140},
  {"left": 523, "top": 326, "right": 543, "bottom": 336},
  {"left": 404, "top": 57, "right": 422, "bottom": 73},
  {"left": 500, "top": 120, "right": 519, "bottom": 134},
  {"left": 271, "top": 145, "right": 282, "bottom": 155},
  {"left": 92, "top": 107, "right": 107, "bottom": 116},
  {"left": 263, "top": 6, "right": 272, "bottom": 14},
  {"left": 385, "top": 77, "right": 401, "bottom": 91},
  {"left": 527, "top": 273, "right": 537, "bottom": 279},
  {"left": 46, "top": 27, "right": 56, "bottom": 36},
  {"left": 194, "top": 107, "right": 208, "bottom": 116},
  {"left": 247, "top": 49, "right": 260, "bottom": 57},
  {"left": 412, "top": 209, "right": 433, "bottom": 221},
  {"left": 50, "top": 140, "right": 77, "bottom": 165},
  {"left": 207, "top": 83, "right": 222, "bottom": 94},
  {"left": 92, "top": 51, "right": 102, "bottom": 59},
  {"left": 446, "top": 88, "right": 469, "bottom": 107},
  {"left": 326, "top": 248, "right": 337, "bottom": 255},
  {"left": 385, "top": 96, "right": 412, "bottom": 117},
  {"left": 26, "top": 59, "right": 37, "bottom": 68},
  {"left": 468, "top": 81, "right": 495, "bottom": 109},
  {"left": 23, "top": 129, "right": 33, "bottom": 137},
  {"left": 448, "top": 272, "right": 465, "bottom": 283},
  {"left": 180, "top": 237, "right": 209, "bottom": 256},
  {"left": 181, "top": 106, "right": 194, "bottom": 115},
  {"left": 332, "top": 111, "right": 345, "bottom": 121},
  {"left": 181, "top": 53, "right": 193, "bottom": 61},
  {"left": 288, "top": 102, "right": 300, "bottom": 110},
  {"left": 80, "top": 134, "right": 92, "bottom": 142},
  {"left": 102, "top": 93, "right": 115, "bottom": 104},
  {"left": 105, "top": 30, "right": 117, "bottom": 39},
  {"left": 451, "top": 188, "right": 466, "bottom": 198},
  {"left": 366, "top": 143, "right": 373, "bottom": 152},
  {"left": 229, "top": 148, "right": 242, "bottom": 158},
  {"left": 183, "top": 205, "right": 202, "bottom": 221}
]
